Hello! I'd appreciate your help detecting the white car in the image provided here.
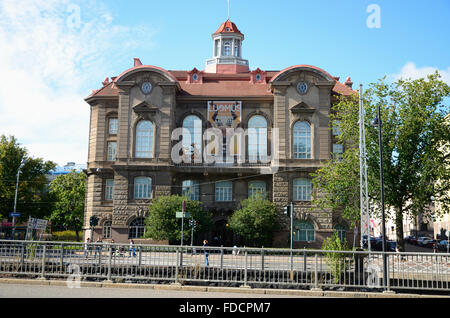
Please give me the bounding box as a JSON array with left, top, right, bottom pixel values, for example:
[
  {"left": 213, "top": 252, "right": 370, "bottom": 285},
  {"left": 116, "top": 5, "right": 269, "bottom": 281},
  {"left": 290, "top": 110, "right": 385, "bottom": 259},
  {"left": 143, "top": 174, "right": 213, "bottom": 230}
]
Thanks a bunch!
[{"left": 417, "top": 237, "right": 432, "bottom": 247}]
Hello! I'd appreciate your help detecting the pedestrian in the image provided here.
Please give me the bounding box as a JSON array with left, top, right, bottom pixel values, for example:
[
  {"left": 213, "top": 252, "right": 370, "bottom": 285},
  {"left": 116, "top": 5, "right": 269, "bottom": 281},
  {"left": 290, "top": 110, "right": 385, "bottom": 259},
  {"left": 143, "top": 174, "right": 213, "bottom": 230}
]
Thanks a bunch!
[
  {"left": 84, "top": 237, "right": 91, "bottom": 259},
  {"left": 433, "top": 241, "right": 438, "bottom": 254},
  {"left": 95, "top": 237, "right": 103, "bottom": 258},
  {"left": 129, "top": 239, "right": 136, "bottom": 257},
  {"left": 203, "top": 240, "right": 209, "bottom": 267}
]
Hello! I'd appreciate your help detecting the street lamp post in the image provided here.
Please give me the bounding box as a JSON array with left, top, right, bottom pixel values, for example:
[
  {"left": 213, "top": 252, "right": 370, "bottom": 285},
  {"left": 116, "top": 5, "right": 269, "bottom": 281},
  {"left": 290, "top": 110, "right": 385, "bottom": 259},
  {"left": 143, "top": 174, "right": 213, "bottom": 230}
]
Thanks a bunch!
[
  {"left": 12, "top": 159, "right": 26, "bottom": 240},
  {"left": 372, "top": 105, "right": 388, "bottom": 288}
]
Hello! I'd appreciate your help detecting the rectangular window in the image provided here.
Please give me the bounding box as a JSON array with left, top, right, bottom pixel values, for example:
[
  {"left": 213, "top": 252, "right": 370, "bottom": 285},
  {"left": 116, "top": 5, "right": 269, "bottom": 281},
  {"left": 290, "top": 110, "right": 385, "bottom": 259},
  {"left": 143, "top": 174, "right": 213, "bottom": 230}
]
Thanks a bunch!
[
  {"left": 109, "top": 118, "right": 118, "bottom": 135},
  {"left": 107, "top": 141, "right": 117, "bottom": 161},
  {"left": 332, "top": 120, "right": 342, "bottom": 136},
  {"left": 293, "top": 179, "right": 312, "bottom": 201},
  {"left": 332, "top": 143, "right": 344, "bottom": 160},
  {"left": 215, "top": 181, "right": 232, "bottom": 201},
  {"left": 105, "top": 179, "right": 114, "bottom": 201}
]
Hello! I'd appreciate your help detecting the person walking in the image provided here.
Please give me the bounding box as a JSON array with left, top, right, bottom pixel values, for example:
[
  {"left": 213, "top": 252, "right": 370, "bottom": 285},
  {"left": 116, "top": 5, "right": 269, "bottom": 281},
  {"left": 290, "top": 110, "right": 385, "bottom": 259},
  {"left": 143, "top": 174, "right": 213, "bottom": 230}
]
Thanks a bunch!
[
  {"left": 203, "top": 240, "right": 209, "bottom": 267},
  {"left": 94, "top": 237, "right": 103, "bottom": 258},
  {"left": 84, "top": 237, "right": 91, "bottom": 259},
  {"left": 129, "top": 239, "right": 136, "bottom": 257}
]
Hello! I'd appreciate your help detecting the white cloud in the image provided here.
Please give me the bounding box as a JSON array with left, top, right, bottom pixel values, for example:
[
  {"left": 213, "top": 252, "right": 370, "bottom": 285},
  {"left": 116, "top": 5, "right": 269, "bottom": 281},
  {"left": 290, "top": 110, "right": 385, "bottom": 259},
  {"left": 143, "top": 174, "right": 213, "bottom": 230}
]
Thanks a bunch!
[
  {"left": 0, "top": 0, "right": 155, "bottom": 166},
  {"left": 392, "top": 62, "right": 450, "bottom": 84}
]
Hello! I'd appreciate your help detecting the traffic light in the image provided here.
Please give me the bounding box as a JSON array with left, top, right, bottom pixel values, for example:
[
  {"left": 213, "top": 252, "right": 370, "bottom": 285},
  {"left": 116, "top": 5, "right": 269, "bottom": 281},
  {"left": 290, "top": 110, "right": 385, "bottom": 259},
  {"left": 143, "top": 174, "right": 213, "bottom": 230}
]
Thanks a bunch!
[
  {"left": 283, "top": 205, "right": 291, "bottom": 217},
  {"left": 89, "top": 215, "right": 99, "bottom": 227}
]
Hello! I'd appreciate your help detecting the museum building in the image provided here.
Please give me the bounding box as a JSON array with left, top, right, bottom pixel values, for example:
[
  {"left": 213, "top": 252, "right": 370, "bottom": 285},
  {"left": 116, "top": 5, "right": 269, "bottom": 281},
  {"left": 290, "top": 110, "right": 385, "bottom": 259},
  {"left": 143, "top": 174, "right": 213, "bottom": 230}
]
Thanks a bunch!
[{"left": 83, "top": 19, "right": 356, "bottom": 247}]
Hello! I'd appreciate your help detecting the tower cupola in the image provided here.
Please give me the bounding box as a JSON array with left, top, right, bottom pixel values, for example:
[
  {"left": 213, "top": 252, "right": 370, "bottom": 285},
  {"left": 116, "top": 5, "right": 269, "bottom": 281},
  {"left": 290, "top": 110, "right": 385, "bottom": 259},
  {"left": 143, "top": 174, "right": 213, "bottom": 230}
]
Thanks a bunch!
[{"left": 205, "top": 19, "right": 249, "bottom": 74}]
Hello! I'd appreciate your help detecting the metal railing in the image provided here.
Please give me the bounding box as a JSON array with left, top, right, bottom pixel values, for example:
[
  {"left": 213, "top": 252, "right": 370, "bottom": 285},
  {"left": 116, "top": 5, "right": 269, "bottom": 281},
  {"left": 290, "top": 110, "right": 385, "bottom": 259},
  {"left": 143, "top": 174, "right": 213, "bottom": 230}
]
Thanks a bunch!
[{"left": 0, "top": 240, "right": 449, "bottom": 293}]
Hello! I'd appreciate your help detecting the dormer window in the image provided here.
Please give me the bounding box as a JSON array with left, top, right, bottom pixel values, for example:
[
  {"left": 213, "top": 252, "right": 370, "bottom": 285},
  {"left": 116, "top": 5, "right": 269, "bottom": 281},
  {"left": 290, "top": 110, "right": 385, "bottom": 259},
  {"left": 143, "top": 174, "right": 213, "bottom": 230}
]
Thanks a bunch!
[
  {"left": 192, "top": 73, "right": 198, "bottom": 81},
  {"left": 255, "top": 74, "right": 261, "bottom": 81}
]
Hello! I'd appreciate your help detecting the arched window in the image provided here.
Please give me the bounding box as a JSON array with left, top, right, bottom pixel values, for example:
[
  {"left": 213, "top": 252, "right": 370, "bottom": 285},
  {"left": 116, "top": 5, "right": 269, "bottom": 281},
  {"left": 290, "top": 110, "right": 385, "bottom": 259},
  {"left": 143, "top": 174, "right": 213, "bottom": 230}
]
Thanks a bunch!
[
  {"left": 223, "top": 40, "right": 231, "bottom": 56},
  {"left": 103, "top": 221, "right": 112, "bottom": 239},
  {"left": 334, "top": 224, "right": 346, "bottom": 242},
  {"left": 182, "top": 180, "right": 199, "bottom": 201},
  {"left": 248, "top": 115, "right": 268, "bottom": 162},
  {"left": 293, "top": 178, "right": 312, "bottom": 201},
  {"left": 129, "top": 217, "right": 145, "bottom": 239},
  {"left": 294, "top": 221, "right": 315, "bottom": 242},
  {"left": 248, "top": 181, "right": 266, "bottom": 198},
  {"left": 135, "top": 120, "right": 154, "bottom": 158},
  {"left": 182, "top": 115, "right": 202, "bottom": 158},
  {"left": 293, "top": 121, "right": 311, "bottom": 159},
  {"left": 134, "top": 177, "right": 152, "bottom": 199}
]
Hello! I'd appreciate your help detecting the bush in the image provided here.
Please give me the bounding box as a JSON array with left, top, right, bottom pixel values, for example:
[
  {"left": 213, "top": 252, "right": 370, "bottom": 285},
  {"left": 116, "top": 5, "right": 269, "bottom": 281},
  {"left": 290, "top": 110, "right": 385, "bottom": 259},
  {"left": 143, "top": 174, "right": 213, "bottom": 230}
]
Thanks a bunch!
[
  {"left": 51, "top": 230, "right": 81, "bottom": 242},
  {"left": 322, "top": 230, "right": 352, "bottom": 284}
]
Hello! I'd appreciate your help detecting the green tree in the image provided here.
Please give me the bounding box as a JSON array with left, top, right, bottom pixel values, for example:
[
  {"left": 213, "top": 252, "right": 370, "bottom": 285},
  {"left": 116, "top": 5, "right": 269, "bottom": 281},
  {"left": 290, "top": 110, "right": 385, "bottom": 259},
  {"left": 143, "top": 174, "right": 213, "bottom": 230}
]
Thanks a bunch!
[
  {"left": 312, "top": 72, "right": 450, "bottom": 251},
  {"left": 0, "top": 135, "right": 56, "bottom": 222},
  {"left": 228, "top": 193, "right": 280, "bottom": 247},
  {"left": 144, "top": 195, "right": 212, "bottom": 244},
  {"left": 48, "top": 171, "right": 86, "bottom": 241}
]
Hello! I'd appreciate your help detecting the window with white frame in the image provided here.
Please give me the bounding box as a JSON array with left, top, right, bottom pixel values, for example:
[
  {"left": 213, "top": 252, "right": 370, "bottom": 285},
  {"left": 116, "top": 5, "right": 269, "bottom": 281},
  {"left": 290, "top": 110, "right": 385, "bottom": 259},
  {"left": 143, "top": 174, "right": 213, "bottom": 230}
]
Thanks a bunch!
[
  {"left": 134, "top": 177, "right": 152, "bottom": 199},
  {"left": 248, "top": 181, "right": 266, "bottom": 198},
  {"left": 107, "top": 141, "right": 117, "bottom": 161},
  {"left": 223, "top": 40, "right": 231, "bottom": 56},
  {"left": 248, "top": 115, "right": 268, "bottom": 162},
  {"left": 135, "top": 120, "right": 154, "bottom": 158},
  {"left": 293, "top": 121, "right": 311, "bottom": 159},
  {"left": 293, "top": 178, "right": 312, "bottom": 201},
  {"left": 182, "top": 180, "right": 199, "bottom": 201},
  {"left": 109, "top": 118, "right": 118, "bottom": 135},
  {"left": 234, "top": 39, "right": 240, "bottom": 57},
  {"left": 105, "top": 179, "right": 114, "bottom": 201},
  {"left": 103, "top": 221, "right": 112, "bottom": 239},
  {"left": 294, "top": 221, "right": 315, "bottom": 241},
  {"left": 182, "top": 115, "right": 202, "bottom": 158},
  {"left": 215, "top": 181, "right": 232, "bottom": 201},
  {"left": 128, "top": 217, "right": 145, "bottom": 239}
]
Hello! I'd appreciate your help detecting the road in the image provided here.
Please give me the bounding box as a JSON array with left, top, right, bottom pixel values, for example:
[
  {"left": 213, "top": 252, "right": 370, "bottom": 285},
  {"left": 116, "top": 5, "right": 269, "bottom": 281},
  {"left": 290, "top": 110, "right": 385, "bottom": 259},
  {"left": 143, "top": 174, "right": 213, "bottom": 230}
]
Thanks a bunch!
[{"left": 0, "top": 283, "right": 308, "bottom": 298}]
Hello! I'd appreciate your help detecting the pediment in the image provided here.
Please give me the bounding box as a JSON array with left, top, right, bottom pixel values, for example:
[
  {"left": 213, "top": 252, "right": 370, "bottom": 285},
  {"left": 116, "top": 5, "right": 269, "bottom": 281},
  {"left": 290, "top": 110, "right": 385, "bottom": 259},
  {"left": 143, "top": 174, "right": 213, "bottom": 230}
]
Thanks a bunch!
[
  {"left": 290, "top": 101, "right": 315, "bottom": 113},
  {"left": 133, "top": 101, "right": 158, "bottom": 114}
]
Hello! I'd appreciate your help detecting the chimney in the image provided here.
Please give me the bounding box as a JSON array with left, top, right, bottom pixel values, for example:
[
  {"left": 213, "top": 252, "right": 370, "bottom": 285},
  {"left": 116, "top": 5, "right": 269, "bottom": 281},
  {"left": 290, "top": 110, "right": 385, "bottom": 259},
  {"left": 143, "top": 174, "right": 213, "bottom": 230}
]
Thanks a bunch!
[
  {"left": 134, "top": 58, "right": 143, "bottom": 67},
  {"left": 102, "top": 77, "right": 110, "bottom": 86},
  {"left": 345, "top": 77, "right": 353, "bottom": 88}
]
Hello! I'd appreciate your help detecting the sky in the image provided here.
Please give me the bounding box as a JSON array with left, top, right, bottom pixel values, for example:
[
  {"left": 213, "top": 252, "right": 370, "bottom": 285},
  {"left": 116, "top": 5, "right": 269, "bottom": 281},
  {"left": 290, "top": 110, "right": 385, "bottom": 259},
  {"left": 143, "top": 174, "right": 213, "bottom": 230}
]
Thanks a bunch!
[{"left": 0, "top": 0, "right": 449, "bottom": 166}]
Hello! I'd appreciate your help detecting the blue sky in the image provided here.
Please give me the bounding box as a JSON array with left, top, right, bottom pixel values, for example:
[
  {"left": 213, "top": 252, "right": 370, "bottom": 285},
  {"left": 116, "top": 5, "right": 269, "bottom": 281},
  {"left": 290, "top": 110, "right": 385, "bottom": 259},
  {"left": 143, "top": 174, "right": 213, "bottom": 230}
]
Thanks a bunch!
[{"left": 0, "top": 0, "right": 449, "bottom": 166}]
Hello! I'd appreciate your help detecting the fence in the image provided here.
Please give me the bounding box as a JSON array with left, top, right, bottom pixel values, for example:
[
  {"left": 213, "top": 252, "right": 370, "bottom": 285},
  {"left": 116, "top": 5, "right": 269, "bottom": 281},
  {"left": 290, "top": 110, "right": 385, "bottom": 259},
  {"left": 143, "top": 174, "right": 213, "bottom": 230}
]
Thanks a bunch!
[{"left": 0, "top": 240, "right": 449, "bottom": 293}]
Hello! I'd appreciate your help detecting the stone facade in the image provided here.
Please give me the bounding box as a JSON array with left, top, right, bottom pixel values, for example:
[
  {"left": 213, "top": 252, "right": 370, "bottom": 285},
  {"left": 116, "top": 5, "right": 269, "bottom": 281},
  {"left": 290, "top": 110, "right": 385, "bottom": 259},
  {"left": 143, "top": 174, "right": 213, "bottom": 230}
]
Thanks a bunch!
[{"left": 83, "top": 19, "right": 356, "bottom": 247}]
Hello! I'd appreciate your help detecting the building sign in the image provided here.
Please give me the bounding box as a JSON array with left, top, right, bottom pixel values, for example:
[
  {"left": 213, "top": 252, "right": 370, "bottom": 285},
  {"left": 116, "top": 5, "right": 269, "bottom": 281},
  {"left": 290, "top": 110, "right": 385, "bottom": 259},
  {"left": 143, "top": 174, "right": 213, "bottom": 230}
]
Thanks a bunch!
[
  {"left": 27, "top": 217, "right": 48, "bottom": 231},
  {"left": 207, "top": 101, "right": 242, "bottom": 129},
  {"left": 207, "top": 101, "right": 242, "bottom": 156}
]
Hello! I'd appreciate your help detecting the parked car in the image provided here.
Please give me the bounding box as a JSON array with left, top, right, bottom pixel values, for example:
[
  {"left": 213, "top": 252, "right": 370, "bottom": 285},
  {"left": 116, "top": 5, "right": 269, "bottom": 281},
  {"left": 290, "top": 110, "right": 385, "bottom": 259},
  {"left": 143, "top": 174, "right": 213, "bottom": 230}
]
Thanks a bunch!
[
  {"left": 362, "top": 235, "right": 377, "bottom": 249},
  {"left": 404, "top": 236, "right": 417, "bottom": 244},
  {"left": 425, "top": 239, "right": 437, "bottom": 248},
  {"left": 437, "top": 240, "right": 449, "bottom": 252},
  {"left": 372, "top": 239, "right": 396, "bottom": 252},
  {"left": 417, "top": 236, "right": 432, "bottom": 247}
]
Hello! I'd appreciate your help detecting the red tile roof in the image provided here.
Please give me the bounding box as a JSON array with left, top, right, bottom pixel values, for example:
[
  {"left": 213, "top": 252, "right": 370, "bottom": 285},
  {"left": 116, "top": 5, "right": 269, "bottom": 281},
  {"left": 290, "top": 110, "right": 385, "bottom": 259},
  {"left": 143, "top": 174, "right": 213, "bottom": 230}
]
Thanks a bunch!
[
  {"left": 86, "top": 68, "right": 356, "bottom": 100},
  {"left": 213, "top": 19, "right": 243, "bottom": 36}
]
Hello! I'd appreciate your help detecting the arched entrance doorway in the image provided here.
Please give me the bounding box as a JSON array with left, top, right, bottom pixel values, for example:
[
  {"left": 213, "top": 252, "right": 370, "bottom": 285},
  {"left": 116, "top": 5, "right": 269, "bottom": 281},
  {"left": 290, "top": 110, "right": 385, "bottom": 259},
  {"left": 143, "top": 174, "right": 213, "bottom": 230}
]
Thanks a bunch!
[{"left": 212, "top": 219, "right": 234, "bottom": 247}]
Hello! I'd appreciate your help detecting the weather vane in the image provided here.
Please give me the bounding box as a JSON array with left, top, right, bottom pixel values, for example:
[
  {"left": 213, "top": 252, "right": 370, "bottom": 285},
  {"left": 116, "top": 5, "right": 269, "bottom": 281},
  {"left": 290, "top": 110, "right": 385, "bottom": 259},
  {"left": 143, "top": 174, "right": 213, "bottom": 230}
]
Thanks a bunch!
[{"left": 227, "top": 0, "right": 230, "bottom": 20}]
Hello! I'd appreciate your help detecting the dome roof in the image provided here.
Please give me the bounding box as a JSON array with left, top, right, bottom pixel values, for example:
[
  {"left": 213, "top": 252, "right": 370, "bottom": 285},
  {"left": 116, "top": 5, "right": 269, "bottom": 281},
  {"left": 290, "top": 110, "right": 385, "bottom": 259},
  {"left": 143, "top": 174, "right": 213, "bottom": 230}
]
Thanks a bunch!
[{"left": 213, "top": 19, "right": 243, "bottom": 36}]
